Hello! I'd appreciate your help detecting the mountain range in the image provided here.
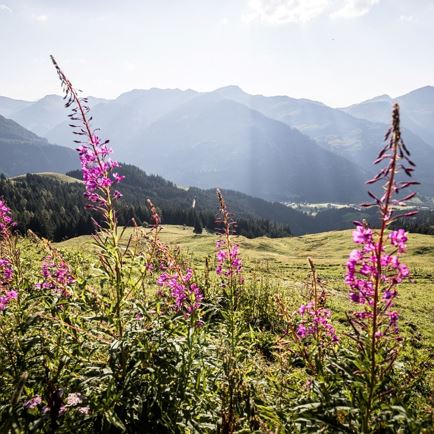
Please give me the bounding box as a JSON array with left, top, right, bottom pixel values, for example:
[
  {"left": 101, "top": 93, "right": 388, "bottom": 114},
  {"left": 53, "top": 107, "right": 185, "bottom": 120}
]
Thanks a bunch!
[{"left": 1, "top": 85, "right": 434, "bottom": 202}]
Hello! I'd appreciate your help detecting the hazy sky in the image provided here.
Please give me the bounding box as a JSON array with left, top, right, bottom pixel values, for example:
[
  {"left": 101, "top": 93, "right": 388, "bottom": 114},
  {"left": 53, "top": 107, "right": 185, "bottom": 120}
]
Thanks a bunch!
[{"left": 1, "top": 0, "right": 433, "bottom": 106}]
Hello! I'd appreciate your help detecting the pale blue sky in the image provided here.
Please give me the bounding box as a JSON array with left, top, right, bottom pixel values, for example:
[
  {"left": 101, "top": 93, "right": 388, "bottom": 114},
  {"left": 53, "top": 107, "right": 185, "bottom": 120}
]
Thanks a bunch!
[{"left": 1, "top": 0, "right": 433, "bottom": 106}]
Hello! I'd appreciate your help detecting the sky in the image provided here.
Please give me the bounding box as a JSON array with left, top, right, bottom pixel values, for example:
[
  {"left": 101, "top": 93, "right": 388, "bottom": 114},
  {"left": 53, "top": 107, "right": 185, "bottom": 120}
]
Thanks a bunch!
[{"left": 1, "top": 0, "right": 433, "bottom": 107}]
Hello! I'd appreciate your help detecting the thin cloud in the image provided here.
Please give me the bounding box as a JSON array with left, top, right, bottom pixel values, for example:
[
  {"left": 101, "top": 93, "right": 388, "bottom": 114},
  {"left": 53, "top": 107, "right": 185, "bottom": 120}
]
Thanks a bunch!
[
  {"left": 331, "top": 0, "right": 380, "bottom": 19},
  {"left": 242, "top": 0, "right": 329, "bottom": 25},
  {"left": 35, "top": 14, "right": 48, "bottom": 22},
  {"left": 0, "top": 4, "right": 12, "bottom": 13}
]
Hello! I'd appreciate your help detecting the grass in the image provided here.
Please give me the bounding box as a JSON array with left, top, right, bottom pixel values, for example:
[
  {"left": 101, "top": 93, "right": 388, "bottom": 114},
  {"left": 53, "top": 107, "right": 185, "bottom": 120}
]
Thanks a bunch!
[{"left": 57, "top": 225, "right": 434, "bottom": 343}]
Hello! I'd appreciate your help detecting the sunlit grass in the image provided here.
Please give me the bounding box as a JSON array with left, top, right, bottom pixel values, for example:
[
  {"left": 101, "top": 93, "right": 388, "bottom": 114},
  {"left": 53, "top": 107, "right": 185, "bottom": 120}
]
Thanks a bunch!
[{"left": 57, "top": 225, "right": 434, "bottom": 342}]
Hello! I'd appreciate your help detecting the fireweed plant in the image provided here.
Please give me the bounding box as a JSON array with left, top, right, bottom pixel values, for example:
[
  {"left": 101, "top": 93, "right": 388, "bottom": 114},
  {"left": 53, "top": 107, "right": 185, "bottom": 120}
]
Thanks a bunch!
[
  {"left": 343, "top": 104, "right": 421, "bottom": 431},
  {"left": 214, "top": 189, "right": 262, "bottom": 433},
  {"left": 51, "top": 55, "right": 127, "bottom": 338},
  {"left": 278, "top": 257, "right": 338, "bottom": 377},
  {"left": 0, "top": 200, "right": 18, "bottom": 312},
  {"left": 50, "top": 57, "right": 212, "bottom": 432},
  {"left": 147, "top": 199, "right": 203, "bottom": 317}
]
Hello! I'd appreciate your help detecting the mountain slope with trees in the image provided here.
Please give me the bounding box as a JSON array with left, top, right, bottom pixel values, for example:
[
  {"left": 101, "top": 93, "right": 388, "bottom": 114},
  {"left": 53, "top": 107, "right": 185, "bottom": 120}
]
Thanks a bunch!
[{"left": 0, "top": 115, "right": 79, "bottom": 176}]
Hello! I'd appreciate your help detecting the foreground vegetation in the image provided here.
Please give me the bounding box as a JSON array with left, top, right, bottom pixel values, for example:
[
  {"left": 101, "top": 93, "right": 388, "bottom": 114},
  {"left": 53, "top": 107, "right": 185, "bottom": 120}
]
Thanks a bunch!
[{"left": 0, "top": 58, "right": 432, "bottom": 433}]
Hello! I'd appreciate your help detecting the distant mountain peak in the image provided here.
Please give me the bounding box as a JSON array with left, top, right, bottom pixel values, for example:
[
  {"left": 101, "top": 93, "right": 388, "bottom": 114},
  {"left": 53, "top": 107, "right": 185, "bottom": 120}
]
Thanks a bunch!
[
  {"left": 116, "top": 87, "right": 197, "bottom": 103},
  {"left": 364, "top": 94, "right": 392, "bottom": 103},
  {"left": 398, "top": 85, "right": 434, "bottom": 104},
  {"left": 31, "top": 94, "right": 65, "bottom": 106},
  {"left": 212, "top": 85, "right": 247, "bottom": 97},
  {"left": 39, "top": 94, "right": 62, "bottom": 101},
  {"left": 406, "top": 85, "right": 434, "bottom": 93}
]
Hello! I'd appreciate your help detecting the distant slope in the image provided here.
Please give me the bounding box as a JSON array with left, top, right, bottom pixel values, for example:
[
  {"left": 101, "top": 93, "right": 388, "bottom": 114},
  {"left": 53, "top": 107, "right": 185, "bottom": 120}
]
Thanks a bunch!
[
  {"left": 45, "top": 89, "right": 197, "bottom": 148},
  {"left": 11, "top": 172, "right": 82, "bottom": 184},
  {"left": 5, "top": 166, "right": 429, "bottom": 242},
  {"left": 342, "top": 86, "right": 434, "bottom": 147},
  {"left": 57, "top": 225, "right": 434, "bottom": 270},
  {"left": 122, "top": 98, "right": 367, "bottom": 202},
  {"left": 0, "top": 167, "right": 300, "bottom": 241},
  {"left": 5, "top": 95, "right": 109, "bottom": 140},
  {"left": 0, "top": 115, "right": 79, "bottom": 176},
  {"left": 0, "top": 96, "right": 32, "bottom": 118},
  {"left": 209, "top": 86, "right": 434, "bottom": 196},
  {"left": 68, "top": 163, "right": 316, "bottom": 235}
]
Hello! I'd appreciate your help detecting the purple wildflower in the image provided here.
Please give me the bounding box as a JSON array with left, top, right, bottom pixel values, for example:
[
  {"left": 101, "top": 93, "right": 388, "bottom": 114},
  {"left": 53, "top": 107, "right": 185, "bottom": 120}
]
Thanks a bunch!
[
  {"left": 352, "top": 225, "right": 373, "bottom": 244},
  {"left": 0, "top": 257, "right": 17, "bottom": 312},
  {"left": 66, "top": 393, "right": 83, "bottom": 406},
  {"left": 294, "top": 302, "right": 339, "bottom": 344},
  {"left": 0, "top": 199, "right": 14, "bottom": 238},
  {"left": 345, "top": 225, "right": 410, "bottom": 339},
  {"left": 156, "top": 268, "right": 203, "bottom": 316},
  {"left": 77, "top": 135, "right": 123, "bottom": 207},
  {"left": 24, "top": 395, "right": 42, "bottom": 409},
  {"left": 78, "top": 406, "right": 90, "bottom": 415},
  {"left": 296, "top": 324, "right": 307, "bottom": 338},
  {"left": 35, "top": 257, "right": 75, "bottom": 297},
  {"left": 389, "top": 229, "right": 408, "bottom": 253},
  {"left": 215, "top": 240, "right": 243, "bottom": 279}
]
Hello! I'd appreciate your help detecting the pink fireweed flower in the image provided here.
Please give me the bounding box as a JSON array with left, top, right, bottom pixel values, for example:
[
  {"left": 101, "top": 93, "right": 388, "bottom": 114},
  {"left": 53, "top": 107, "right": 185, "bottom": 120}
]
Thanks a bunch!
[
  {"left": 35, "top": 257, "right": 75, "bottom": 297},
  {"left": 0, "top": 258, "right": 13, "bottom": 284},
  {"left": 146, "top": 199, "right": 161, "bottom": 227},
  {"left": 345, "top": 241, "right": 410, "bottom": 328},
  {"left": 66, "top": 393, "right": 83, "bottom": 407},
  {"left": 389, "top": 229, "right": 408, "bottom": 253},
  {"left": 346, "top": 223, "right": 410, "bottom": 341},
  {"left": 78, "top": 406, "right": 90, "bottom": 415},
  {"left": 0, "top": 199, "right": 15, "bottom": 238},
  {"left": 24, "top": 395, "right": 42, "bottom": 409},
  {"left": 296, "top": 302, "right": 339, "bottom": 344},
  {"left": 0, "top": 290, "right": 18, "bottom": 312},
  {"left": 347, "top": 104, "right": 418, "bottom": 352},
  {"left": 345, "top": 236, "right": 410, "bottom": 322},
  {"left": 215, "top": 240, "right": 243, "bottom": 279},
  {"left": 0, "top": 258, "right": 17, "bottom": 312},
  {"left": 296, "top": 324, "right": 307, "bottom": 338},
  {"left": 77, "top": 135, "right": 124, "bottom": 208},
  {"left": 292, "top": 257, "right": 340, "bottom": 351},
  {"left": 156, "top": 268, "right": 203, "bottom": 317},
  {"left": 352, "top": 225, "right": 373, "bottom": 245}
]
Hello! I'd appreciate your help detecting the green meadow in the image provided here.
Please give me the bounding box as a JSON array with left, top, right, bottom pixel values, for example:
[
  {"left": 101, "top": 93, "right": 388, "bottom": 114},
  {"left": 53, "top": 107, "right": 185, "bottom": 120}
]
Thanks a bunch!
[{"left": 57, "top": 225, "right": 434, "bottom": 344}]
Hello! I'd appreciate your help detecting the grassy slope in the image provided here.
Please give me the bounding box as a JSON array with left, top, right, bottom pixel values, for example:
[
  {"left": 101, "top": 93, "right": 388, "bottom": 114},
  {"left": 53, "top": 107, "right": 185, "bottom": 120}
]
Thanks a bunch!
[
  {"left": 10, "top": 172, "right": 82, "bottom": 184},
  {"left": 57, "top": 226, "right": 434, "bottom": 342}
]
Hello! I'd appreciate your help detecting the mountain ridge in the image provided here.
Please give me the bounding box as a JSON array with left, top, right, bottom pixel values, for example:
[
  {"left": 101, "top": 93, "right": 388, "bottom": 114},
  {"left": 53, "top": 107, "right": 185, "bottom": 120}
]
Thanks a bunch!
[{"left": 1, "top": 85, "right": 433, "bottom": 201}]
